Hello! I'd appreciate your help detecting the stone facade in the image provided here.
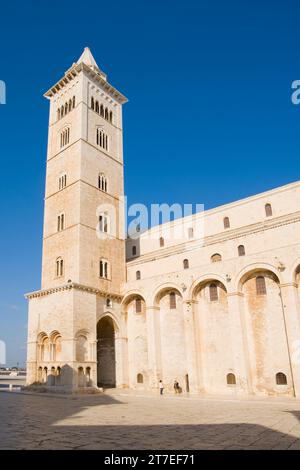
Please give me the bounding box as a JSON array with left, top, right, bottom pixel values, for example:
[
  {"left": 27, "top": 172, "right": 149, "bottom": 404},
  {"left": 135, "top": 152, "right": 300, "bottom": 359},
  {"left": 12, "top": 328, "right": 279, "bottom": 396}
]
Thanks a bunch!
[{"left": 26, "top": 48, "right": 300, "bottom": 397}]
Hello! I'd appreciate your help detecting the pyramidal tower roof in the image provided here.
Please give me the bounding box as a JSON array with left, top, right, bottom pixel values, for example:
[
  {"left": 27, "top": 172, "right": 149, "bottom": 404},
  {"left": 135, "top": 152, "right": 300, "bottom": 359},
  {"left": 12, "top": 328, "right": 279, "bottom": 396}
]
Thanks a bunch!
[
  {"left": 75, "top": 47, "right": 107, "bottom": 81},
  {"left": 44, "top": 47, "right": 128, "bottom": 103},
  {"left": 77, "top": 47, "right": 99, "bottom": 69}
]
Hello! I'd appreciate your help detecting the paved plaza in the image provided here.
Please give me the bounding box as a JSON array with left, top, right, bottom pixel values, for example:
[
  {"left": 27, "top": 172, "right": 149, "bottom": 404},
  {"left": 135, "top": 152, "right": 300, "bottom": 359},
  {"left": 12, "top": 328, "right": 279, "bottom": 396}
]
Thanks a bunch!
[{"left": 1, "top": 390, "right": 300, "bottom": 450}]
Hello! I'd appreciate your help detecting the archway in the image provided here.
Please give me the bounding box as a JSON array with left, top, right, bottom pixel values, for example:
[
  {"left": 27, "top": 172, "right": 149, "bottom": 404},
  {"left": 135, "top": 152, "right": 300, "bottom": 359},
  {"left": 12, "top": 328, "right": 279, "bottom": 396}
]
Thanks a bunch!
[
  {"left": 192, "top": 278, "right": 230, "bottom": 394},
  {"left": 97, "top": 316, "right": 116, "bottom": 387},
  {"left": 239, "top": 268, "right": 293, "bottom": 396},
  {"left": 153, "top": 286, "right": 185, "bottom": 391}
]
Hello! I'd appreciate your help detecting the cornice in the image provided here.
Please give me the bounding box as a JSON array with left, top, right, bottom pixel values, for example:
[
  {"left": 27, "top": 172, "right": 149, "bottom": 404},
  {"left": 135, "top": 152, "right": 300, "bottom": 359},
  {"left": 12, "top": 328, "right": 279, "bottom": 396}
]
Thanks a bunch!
[
  {"left": 25, "top": 282, "right": 122, "bottom": 301},
  {"left": 126, "top": 211, "right": 300, "bottom": 266},
  {"left": 279, "top": 282, "right": 298, "bottom": 288},
  {"left": 44, "top": 63, "right": 128, "bottom": 104},
  {"left": 44, "top": 67, "right": 79, "bottom": 98},
  {"left": 42, "top": 221, "right": 123, "bottom": 243},
  {"left": 46, "top": 137, "right": 123, "bottom": 167},
  {"left": 44, "top": 178, "right": 121, "bottom": 204},
  {"left": 227, "top": 292, "right": 245, "bottom": 298}
]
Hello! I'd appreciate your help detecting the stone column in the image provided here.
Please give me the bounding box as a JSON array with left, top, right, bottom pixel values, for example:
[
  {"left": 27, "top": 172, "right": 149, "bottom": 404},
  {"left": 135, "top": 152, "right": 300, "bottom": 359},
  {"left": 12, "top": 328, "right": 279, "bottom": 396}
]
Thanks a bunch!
[
  {"left": 115, "top": 335, "right": 128, "bottom": 388},
  {"left": 89, "top": 341, "right": 97, "bottom": 387},
  {"left": 226, "top": 292, "right": 252, "bottom": 394},
  {"left": 49, "top": 343, "right": 53, "bottom": 362},
  {"left": 279, "top": 283, "right": 300, "bottom": 397},
  {"left": 182, "top": 300, "right": 199, "bottom": 393},
  {"left": 146, "top": 306, "right": 162, "bottom": 388}
]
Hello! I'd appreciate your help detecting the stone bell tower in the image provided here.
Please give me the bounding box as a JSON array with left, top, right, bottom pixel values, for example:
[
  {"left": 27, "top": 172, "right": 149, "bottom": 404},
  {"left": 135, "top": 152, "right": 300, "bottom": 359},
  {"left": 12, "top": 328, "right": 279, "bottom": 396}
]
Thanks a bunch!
[{"left": 26, "top": 48, "right": 128, "bottom": 390}]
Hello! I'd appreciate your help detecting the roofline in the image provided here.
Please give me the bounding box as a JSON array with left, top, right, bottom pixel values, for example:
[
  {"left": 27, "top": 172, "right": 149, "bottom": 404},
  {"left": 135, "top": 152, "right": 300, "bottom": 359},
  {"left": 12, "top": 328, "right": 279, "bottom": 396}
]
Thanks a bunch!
[
  {"left": 199, "top": 179, "right": 300, "bottom": 217},
  {"left": 25, "top": 282, "right": 122, "bottom": 301},
  {"left": 133, "top": 179, "right": 300, "bottom": 237}
]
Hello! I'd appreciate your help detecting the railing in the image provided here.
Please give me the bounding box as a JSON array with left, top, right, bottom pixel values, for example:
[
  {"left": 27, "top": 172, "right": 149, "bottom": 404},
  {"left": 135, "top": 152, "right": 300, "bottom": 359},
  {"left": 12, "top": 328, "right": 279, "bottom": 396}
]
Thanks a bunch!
[
  {"left": 0, "top": 372, "right": 26, "bottom": 390},
  {"left": 0, "top": 371, "right": 26, "bottom": 377}
]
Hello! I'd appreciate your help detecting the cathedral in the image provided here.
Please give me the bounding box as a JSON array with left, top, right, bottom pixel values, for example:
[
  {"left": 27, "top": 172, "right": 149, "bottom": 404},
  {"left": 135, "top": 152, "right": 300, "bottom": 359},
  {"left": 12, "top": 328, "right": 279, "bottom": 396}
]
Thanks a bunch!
[{"left": 26, "top": 48, "right": 300, "bottom": 398}]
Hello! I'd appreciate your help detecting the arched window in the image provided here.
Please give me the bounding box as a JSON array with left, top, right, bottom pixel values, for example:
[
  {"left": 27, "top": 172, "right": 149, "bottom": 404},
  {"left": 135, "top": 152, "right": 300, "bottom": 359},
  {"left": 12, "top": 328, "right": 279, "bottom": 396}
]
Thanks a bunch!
[
  {"left": 96, "top": 128, "right": 101, "bottom": 146},
  {"left": 57, "top": 109, "right": 61, "bottom": 120},
  {"left": 86, "top": 367, "right": 91, "bottom": 386},
  {"left": 59, "top": 173, "right": 67, "bottom": 190},
  {"left": 98, "top": 213, "right": 109, "bottom": 233},
  {"left": 78, "top": 367, "right": 85, "bottom": 387},
  {"left": 188, "top": 227, "right": 194, "bottom": 239},
  {"left": 60, "top": 127, "right": 70, "bottom": 148},
  {"left": 68, "top": 99, "right": 72, "bottom": 112},
  {"left": 91, "top": 97, "right": 94, "bottom": 110},
  {"left": 72, "top": 96, "right": 75, "bottom": 108},
  {"left": 211, "top": 253, "right": 222, "bottom": 263},
  {"left": 276, "top": 372, "right": 287, "bottom": 385},
  {"left": 49, "top": 332, "right": 61, "bottom": 362},
  {"left": 39, "top": 335, "right": 49, "bottom": 362},
  {"left": 106, "top": 298, "right": 113, "bottom": 308},
  {"left": 238, "top": 245, "right": 245, "bottom": 256},
  {"left": 223, "top": 217, "right": 230, "bottom": 229},
  {"left": 76, "top": 335, "right": 88, "bottom": 362},
  {"left": 132, "top": 246, "right": 137, "bottom": 256},
  {"left": 256, "top": 276, "right": 266, "bottom": 295},
  {"left": 52, "top": 334, "right": 62, "bottom": 362},
  {"left": 226, "top": 373, "right": 236, "bottom": 385},
  {"left": 136, "top": 271, "right": 141, "bottom": 280},
  {"left": 105, "top": 107, "right": 109, "bottom": 120},
  {"left": 65, "top": 103, "right": 68, "bottom": 115},
  {"left": 61, "top": 105, "right": 64, "bottom": 118},
  {"left": 96, "top": 129, "right": 108, "bottom": 150},
  {"left": 209, "top": 283, "right": 218, "bottom": 301},
  {"left": 99, "top": 259, "right": 109, "bottom": 279},
  {"left": 49, "top": 367, "right": 56, "bottom": 386},
  {"left": 169, "top": 292, "right": 176, "bottom": 309},
  {"left": 56, "top": 366, "right": 61, "bottom": 386},
  {"left": 57, "top": 213, "right": 65, "bottom": 232},
  {"left": 95, "top": 101, "right": 99, "bottom": 113},
  {"left": 100, "top": 104, "right": 104, "bottom": 117},
  {"left": 43, "top": 367, "right": 48, "bottom": 384},
  {"left": 98, "top": 173, "right": 107, "bottom": 192},
  {"left": 159, "top": 237, "right": 164, "bottom": 247},
  {"left": 135, "top": 298, "right": 142, "bottom": 313},
  {"left": 37, "top": 366, "right": 43, "bottom": 382},
  {"left": 183, "top": 259, "right": 189, "bottom": 269},
  {"left": 109, "top": 111, "right": 113, "bottom": 123},
  {"left": 56, "top": 257, "right": 64, "bottom": 277},
  {"left": 265, "top": 203, "right": 272, "bottom": 217},
  {"left": 137, "top": 373, "right": 143, "bottom": 384}
]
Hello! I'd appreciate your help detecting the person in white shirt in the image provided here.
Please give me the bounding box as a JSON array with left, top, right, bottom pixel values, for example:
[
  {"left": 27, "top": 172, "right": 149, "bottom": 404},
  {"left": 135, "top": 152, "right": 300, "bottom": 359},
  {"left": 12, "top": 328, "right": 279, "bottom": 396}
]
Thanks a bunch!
[{"left": 159, "top": 380, "right": 164, "bottom": 395}]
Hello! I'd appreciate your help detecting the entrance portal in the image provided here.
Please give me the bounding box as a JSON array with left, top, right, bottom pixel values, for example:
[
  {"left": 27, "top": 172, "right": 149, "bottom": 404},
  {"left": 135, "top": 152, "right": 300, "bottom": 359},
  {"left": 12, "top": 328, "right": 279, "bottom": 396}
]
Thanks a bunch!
[{"left": 97, "top": 317, "right": 116, "bottom": 387}]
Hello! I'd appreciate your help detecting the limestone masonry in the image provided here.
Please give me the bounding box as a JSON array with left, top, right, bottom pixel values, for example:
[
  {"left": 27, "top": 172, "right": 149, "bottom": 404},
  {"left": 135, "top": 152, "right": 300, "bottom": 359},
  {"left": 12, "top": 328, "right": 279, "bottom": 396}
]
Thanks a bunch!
[{"left": 26, "top": 48, "right": 300, "bottom": 397}]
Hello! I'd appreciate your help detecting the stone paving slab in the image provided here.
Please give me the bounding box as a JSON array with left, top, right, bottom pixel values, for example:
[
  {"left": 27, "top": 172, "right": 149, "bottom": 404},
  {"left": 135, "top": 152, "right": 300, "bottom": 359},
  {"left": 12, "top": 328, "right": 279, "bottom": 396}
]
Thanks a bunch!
[{"left": 1, "top": 390, "right": 300, "bottom": 449}]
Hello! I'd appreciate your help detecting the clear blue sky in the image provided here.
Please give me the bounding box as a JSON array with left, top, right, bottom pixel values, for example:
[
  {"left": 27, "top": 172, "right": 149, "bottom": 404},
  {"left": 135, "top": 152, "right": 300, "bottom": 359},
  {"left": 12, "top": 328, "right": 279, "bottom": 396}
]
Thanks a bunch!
[{"left": 0, "top": 0, "right": 299, "bottom": 366}]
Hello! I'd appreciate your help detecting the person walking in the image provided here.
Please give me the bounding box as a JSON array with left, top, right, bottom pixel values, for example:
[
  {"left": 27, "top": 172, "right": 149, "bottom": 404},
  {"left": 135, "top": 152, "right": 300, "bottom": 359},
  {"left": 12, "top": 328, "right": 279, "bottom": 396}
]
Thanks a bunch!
[{"left": 159, "top": 380, "right": 164, "bottom": 395}]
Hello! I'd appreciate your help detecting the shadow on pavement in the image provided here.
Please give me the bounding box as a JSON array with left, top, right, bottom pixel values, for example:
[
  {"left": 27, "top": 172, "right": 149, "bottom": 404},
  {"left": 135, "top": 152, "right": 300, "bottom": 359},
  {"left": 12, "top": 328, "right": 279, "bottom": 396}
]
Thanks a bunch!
[{"left": 1, "top": 392, "right": 300, "bottom": 450}]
